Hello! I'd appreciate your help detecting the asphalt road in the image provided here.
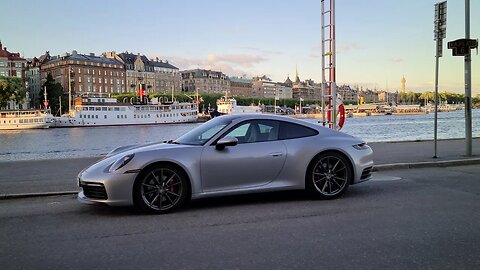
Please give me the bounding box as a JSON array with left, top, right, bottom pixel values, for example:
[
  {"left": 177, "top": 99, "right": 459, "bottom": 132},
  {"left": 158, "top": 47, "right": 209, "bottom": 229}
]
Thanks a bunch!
[{"left": 1, "top": 165, "right": 479, "bottom": 270}]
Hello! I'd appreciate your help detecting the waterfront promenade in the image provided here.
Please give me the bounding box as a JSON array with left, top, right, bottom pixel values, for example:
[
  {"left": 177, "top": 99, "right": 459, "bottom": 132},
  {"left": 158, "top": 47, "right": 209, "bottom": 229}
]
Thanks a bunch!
[{"left": 0, "top": 138, "right": 479, "bottom": 198}]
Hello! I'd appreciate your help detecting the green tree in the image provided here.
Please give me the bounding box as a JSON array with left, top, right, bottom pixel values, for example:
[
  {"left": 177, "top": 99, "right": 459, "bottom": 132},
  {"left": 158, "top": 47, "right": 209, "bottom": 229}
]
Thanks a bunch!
[
  {"left": 41, "top": 74, "right": 67, "bottom": 115},
  {"left": 0, "top": 76, "right": 27, "bottom": 108}
]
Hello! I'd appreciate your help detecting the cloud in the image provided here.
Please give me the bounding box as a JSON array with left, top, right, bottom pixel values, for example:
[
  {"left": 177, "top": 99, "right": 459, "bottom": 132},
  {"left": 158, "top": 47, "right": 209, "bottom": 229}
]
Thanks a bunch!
[
  {"left": 207, "top": 54, "right": 267, "bottom": 67},
  {"left": 309, "top": 42, "right": 363, "bottom": 58},
  {"left": 389, "top": 57, "right": 404, "bottom": 63},
  {"left": 239, "top": 47, "right": 283, "bottom": 55},
  {"left": 149, "top": 53, "right": 267, "bottom": 78},
  {"left": 337, "top": 42, "right": 363, "bottom": 54}
]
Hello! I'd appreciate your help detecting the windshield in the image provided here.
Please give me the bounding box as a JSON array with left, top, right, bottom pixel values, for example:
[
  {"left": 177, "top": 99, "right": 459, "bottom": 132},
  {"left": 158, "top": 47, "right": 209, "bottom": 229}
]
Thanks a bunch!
[{"left": 174, "top": 117, "right": 232, "bottom": 145}]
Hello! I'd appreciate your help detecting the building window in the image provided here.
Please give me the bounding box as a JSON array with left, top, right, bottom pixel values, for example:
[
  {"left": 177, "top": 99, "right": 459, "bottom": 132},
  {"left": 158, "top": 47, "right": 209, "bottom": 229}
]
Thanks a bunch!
[
  {"left": 93, "top": 69, "right": 95, "bottom": 75},
  {"left": 78, "top": 68, "right": 81, "bottom": 74},
  {"left": 79, "top": 77, "right": 82, "bottom": 83}
]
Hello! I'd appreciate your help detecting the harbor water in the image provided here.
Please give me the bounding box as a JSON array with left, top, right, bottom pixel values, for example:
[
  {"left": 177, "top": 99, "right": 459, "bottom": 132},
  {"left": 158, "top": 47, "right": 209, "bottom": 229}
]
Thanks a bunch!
[{"left": 1, "top": 109, "right": 479, "bottom": 161}]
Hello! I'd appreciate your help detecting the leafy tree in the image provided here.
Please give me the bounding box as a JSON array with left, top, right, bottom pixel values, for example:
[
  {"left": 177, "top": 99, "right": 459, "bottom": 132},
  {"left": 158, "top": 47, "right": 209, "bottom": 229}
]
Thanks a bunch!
[
  {"left": 41, "top": 74, "right": 67, "bottom": 115},
  {"left": 0, "top": 76, "right": 27, "bottom": 109}
]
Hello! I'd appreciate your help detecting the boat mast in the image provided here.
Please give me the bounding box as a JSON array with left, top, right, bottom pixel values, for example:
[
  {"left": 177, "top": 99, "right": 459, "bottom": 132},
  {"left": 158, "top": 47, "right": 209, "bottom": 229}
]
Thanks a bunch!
[{"left": 43, "top": 86, "right": 48, "bottom": 109}]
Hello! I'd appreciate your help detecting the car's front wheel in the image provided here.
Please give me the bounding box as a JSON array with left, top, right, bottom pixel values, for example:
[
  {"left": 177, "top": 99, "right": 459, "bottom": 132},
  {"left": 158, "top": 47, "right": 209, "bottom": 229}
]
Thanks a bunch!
[
  {"left": 307, "top": 152, "right": 352, "bottom": 199},
  {"left": 133, "top": 165, "right": 188, "bottom": 214}
]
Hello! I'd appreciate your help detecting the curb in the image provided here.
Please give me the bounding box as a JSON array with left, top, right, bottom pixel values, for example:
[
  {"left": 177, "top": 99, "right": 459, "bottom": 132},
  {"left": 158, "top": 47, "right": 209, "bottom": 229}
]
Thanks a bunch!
[
  {"left": 373, "top": 158, "right": 480, "bottom": 171},
  {"left": 0, "top": 191, "right": 78, "bottom": 200}
]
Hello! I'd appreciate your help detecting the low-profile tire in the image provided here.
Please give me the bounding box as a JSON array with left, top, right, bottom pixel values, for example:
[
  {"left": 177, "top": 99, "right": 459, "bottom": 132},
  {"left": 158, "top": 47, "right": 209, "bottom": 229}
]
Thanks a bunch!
[
  {"left": 133, "top": 165, "right": 189, "bottom": 214},
  {"left": 306, "top": 152, "right": 352, "bottom": 199}
]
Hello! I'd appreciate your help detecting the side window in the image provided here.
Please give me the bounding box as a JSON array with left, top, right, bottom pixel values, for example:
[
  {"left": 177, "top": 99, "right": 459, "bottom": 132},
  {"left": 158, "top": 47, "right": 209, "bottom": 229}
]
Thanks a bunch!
[
  {"left": 222, "top": 122, "right": 252, "bottom": 144},
  {"left": 279, "top": 121, "right": 318, "bottom": 140},
  {"left": 221, "top": 120, "right": 280, "bottom": 144}
]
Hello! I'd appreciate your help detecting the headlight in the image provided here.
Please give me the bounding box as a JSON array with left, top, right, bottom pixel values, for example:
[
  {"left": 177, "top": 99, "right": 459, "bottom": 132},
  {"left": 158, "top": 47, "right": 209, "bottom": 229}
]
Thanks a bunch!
[
  {"left": 352, "top": 142, "right": 370, "bottom": 150},
  {"left": 108, "top": 154, "right": 135, "bottom": 172}
]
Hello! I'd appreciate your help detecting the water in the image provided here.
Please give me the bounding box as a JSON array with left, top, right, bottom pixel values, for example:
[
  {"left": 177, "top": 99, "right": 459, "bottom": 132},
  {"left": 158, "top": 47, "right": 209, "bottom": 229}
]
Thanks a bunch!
[{"left": 1, "top": 110, "right": 479, "bottom": 161}]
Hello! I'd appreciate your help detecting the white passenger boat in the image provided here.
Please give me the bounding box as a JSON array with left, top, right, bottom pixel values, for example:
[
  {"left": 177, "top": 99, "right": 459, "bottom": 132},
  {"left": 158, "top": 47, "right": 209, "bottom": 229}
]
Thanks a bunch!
[
  {"left": 51, "top": 97, "right": 198, "bottom": 127},
  {"left": 0, "top": 110, "right": 52, "bottom": 130},
  {"left": 211, "top": 96, "right": 261, "bottom": 117}
]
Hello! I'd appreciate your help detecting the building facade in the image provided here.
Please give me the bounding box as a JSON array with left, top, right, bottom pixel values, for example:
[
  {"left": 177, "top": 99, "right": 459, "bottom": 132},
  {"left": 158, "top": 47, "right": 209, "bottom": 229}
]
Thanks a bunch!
[
  {"left": 252, "top": 77, "right": 293, "bottom": 99},
  {"left": 40, "top": 51, "right": 126, "bottom": 97},
  {"left": 0, "top": 41, "right": 29, "bottom": 109},
  {"left": 0, "top": 41, "right": 27, "bottom": 80},
  {"left": 25, "top": 58, "right": 42, "bottom": 108},
  {"left": 337, "top": 84, "right": 359, "bottom": 104},
  {"left": 291, "top": 72, "right": 321, "bottom": 100},
  {"left": 229, "top": 77, "right": 253, "bottom": 97},
  {"left": 181, "top": 69, "right": 230, "bottom": 94},
  {"left": 104, "top": 52, "right": 181, "bottom": 95}
]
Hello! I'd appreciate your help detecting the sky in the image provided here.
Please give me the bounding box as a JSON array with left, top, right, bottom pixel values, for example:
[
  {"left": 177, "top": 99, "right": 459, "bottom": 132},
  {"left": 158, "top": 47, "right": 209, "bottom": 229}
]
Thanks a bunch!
[{"left": 0, "top": 0, "right": 479, "bottom": 94}]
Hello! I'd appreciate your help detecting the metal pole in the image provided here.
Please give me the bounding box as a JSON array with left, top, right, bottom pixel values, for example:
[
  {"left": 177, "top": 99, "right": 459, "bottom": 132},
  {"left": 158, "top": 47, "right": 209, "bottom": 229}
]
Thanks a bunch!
[
  {"left": 68, "top": 68, "right": 72, "bottom": 114},
  {"left": 434, "top": 40, "right": 439, "bottom": 158},
  {"left": 464, "top": 0, "right": 472, "bottom": 156}
]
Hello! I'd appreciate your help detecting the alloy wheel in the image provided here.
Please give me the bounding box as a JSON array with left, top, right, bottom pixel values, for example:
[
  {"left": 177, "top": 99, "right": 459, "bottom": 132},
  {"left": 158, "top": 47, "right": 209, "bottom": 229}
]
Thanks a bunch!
[
  {"left": 312, "top": 155, "right": 348, "bottom": 197},
  {"left": 140, "top": 168, "right": 183, "bottom": 211}
]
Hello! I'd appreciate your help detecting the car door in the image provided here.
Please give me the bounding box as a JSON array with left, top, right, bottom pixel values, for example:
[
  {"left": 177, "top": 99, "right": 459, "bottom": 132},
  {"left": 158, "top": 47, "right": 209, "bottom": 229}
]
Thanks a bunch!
[{"left": 200, "top": 120, "right": 287, "bottom": 192}]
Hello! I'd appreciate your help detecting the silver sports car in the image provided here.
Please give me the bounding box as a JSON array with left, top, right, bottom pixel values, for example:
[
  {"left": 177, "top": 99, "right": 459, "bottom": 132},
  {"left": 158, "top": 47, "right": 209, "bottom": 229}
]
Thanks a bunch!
[{"left": 78, "top": 114, "right": 373, "bottom": 213}]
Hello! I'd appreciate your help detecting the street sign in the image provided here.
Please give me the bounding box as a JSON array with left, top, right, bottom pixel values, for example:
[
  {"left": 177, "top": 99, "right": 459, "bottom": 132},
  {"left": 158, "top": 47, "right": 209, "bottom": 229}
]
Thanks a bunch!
[
  {"left": 447, "top": 38, "right": 478, "bottom": 56},
  {"left": 434, "top": 1, "right": 447, "bottom": 41}
]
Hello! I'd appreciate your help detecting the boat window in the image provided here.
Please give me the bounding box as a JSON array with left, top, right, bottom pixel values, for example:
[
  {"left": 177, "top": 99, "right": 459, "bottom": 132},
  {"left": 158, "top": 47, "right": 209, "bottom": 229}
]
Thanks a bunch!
[
  {"left": 89, "top": 107, "right": 94, "bottom": 111},
  {"left": 102, "top": 107, "right": 107, "bottom": 111},
  {"left": 96, "top": 107, "right": 101, "bottom": 111},
  {"left": 114, "top": 107, "right": 120, "bottom": 111}
]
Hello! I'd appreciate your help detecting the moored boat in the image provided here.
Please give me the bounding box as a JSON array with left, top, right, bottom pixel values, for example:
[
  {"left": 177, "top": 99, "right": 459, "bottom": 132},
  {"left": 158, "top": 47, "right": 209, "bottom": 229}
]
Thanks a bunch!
[
  {"left": 211, "top": 96, "right": 261, "bottom": 117},
  {"left": 0, "top": 109, "right": 52, "bottom": 130},
  {"left": 51, "top": 97, "right": 198, "bottom": 127}
]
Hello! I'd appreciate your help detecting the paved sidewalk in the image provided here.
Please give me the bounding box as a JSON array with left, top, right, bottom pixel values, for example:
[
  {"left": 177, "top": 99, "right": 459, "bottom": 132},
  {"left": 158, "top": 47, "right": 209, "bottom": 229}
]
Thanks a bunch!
[{"left": 0, "top": 138, "right": 479, "bottom": 198}]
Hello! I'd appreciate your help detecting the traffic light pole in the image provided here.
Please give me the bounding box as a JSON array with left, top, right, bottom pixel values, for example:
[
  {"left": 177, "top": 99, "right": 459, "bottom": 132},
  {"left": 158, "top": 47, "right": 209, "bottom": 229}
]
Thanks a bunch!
[{"left": 464, "top": 0, "right": 472, "bottom": 156}]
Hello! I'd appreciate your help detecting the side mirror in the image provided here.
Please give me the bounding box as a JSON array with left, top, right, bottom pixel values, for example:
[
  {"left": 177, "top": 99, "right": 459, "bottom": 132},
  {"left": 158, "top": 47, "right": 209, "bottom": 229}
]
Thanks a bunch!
[{"left": 216, "top": 136, "right": 238, "bottom": 151}]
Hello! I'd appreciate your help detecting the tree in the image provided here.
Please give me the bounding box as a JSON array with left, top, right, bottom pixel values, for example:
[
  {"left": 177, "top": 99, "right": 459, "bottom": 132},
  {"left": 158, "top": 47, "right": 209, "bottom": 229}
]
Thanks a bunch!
[
  {"left": 41, "top": 74, "right": 67, "bottom": 115},
  {"left": 0, "top": 76, "right": 27, "bottom": 109}
]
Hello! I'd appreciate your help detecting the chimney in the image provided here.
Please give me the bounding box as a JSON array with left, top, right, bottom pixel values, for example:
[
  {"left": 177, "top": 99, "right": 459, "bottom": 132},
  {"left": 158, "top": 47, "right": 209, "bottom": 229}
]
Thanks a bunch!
[{"left": 0, "top": 40, "right": 2, "bottom": 50}]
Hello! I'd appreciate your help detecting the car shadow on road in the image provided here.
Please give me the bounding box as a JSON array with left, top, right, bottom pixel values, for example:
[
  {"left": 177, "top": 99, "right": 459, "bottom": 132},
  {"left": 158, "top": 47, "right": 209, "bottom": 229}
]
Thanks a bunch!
[{"left": 79, "top": 181, "right": 393, "bottom": 216}]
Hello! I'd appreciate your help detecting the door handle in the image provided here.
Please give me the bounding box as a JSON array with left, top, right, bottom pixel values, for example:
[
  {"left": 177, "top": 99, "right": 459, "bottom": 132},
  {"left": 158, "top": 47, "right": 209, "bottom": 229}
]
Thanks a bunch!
[{"left": 270, "top": 152, "right": 283, "bottom": 157}]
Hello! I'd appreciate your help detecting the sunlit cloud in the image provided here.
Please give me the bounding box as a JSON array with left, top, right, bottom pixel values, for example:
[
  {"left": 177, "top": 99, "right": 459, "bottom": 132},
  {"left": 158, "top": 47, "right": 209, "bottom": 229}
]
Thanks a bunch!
[
  {"left": 239, "top": 47, "right": 283, "bottom": 55},
  {"left": 207, "top": 54, "right": 267, "bottom": 67},
  {"left": 337, "top": 42, "right": 363, "bottom": 54},
  {"left": 389, "top": 57, "right": 404, "bottom": 63},
  {"left": 150, "top": 53, "right": 266, "bottom": 78},
  {"left": 309, "top": 42, "right": 363, "bottom": 58}
]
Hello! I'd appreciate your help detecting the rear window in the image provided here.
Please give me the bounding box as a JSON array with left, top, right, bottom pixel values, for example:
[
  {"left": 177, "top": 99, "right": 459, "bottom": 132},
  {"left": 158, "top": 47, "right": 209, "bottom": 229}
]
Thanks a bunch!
[{"left": 279, "top": 121, "right": 318, "bottom": 140}]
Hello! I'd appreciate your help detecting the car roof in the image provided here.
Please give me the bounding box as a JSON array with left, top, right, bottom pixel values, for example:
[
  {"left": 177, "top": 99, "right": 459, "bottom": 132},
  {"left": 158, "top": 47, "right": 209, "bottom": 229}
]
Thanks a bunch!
[{"left": 216, "top": 114, "right": 324, "bottom": 130}]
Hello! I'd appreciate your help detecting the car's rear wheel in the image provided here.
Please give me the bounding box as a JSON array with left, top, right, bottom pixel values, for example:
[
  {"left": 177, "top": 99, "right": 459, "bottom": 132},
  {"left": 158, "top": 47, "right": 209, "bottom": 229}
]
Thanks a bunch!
[
  {"left": 307, "top": 152, "right": 352, "bottom": 199},
  {"left": 133, "top": 165, "right": 188, "bottom": 214}
]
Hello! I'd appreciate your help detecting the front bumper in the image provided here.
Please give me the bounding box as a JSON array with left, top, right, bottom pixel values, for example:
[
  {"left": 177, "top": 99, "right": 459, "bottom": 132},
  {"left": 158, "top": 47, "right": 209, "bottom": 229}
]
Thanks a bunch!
[{"left": 77, "top": 168, "right": 138, "bottom": 207}]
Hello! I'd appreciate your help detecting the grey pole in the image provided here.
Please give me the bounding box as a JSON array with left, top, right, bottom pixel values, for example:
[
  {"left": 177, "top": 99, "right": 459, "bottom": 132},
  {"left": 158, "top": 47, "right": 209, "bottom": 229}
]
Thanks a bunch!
[
  {"left": 434, "top": 38, "right": 439, "bottom": 158},
  {"left": 464, "top": 0, "right": 472, "bottom": 156}
]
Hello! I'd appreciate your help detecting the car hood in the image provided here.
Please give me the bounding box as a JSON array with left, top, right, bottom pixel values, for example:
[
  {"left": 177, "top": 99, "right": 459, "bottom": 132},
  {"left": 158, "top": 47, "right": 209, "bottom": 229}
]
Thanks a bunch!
[{"left": 106, "top": 141, "right": 188, "bottom": 158}]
